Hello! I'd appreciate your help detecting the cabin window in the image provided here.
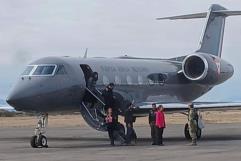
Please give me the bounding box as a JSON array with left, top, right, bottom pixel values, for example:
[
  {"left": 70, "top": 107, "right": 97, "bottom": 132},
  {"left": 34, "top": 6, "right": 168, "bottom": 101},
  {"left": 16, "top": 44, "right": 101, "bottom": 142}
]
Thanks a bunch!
[
  {"left": 115, "top": 76, "right": 121, "bottom": 85},
  {"left": 103, "top": 75, "right": 110, "bottom": 85},
  {"left": 127, "top": 75, "right": 133, "bottom": 85},
  {"left": 22, "top": 66, "right": 34, "bottom": 75},
  {"left": 32, "top": 65, "right": 56, "bottom": 76},
  {"left": 138, "top": 75, "right": 143, "bottom": 85},
  {"left": 148, "top": 78, "right": 155, "bottom": 85},
  {"left": 147, "top": 73, "right": 167, "bottom": 84}
]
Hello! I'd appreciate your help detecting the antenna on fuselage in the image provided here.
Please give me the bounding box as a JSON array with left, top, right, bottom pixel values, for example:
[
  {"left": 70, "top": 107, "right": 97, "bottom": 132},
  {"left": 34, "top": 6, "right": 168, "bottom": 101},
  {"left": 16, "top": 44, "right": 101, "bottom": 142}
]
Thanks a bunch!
[{"left": 83, "top": 48, "right": 88, "bottom": 58}]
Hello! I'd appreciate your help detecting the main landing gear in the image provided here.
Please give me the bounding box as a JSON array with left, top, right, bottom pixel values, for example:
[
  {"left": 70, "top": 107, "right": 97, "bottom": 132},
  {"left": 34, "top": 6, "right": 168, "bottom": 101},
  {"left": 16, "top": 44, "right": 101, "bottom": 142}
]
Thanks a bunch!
[{"left": 30, "top": 113, "right": 49, "bottom": 148}]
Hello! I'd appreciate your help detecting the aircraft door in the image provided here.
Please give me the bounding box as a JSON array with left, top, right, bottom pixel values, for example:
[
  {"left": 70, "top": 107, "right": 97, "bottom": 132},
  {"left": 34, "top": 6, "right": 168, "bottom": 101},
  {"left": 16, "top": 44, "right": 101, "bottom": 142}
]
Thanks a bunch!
[
  {"left": 80, "top": 64, "right": 98, "bottom": 88},
  {"left": 80, "top": 64, "right": 100, "bottom": 104},
  {"left": 79, "top": 64, "right": 106, "bottom": 131}
]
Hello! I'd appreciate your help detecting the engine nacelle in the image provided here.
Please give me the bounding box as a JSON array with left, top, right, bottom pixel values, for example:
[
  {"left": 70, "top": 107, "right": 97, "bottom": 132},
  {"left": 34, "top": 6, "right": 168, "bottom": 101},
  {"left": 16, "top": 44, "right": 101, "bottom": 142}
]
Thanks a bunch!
[{"left": 182, "top": 53, "right": 234, "bottom": 85}]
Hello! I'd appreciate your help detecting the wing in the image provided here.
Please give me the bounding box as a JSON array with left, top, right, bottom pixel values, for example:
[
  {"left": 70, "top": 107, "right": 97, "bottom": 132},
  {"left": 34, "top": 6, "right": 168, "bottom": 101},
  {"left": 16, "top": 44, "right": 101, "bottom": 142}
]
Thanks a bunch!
[{"left": 133, "top": 102, "right": 241, "bottom": 117}]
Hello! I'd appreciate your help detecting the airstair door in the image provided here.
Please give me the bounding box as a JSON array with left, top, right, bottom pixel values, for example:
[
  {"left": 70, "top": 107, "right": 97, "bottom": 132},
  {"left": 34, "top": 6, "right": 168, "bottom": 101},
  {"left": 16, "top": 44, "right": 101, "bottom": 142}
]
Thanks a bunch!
[{"left": 79, "top": 64, "right": 106, "bottom": 131}]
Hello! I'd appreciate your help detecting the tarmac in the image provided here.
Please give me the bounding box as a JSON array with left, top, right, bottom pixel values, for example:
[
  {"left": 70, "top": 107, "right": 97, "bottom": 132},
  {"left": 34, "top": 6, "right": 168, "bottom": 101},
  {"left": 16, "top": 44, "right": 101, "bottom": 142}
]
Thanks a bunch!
[{"left": 1, "top": 123, "right": 241, "bottom": 161}]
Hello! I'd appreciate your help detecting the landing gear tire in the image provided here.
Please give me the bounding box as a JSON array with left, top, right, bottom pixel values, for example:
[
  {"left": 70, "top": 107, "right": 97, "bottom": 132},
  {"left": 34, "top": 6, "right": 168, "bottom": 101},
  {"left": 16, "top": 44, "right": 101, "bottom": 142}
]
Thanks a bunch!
[
  {"left": 38, "top": 135, "right": 48, "bottom": 148},
  {"left": 30, "top": 113, "right": 49, "bottom": 148},
  {"left": 30, "top": 135, "right": 48, "bottom": 148},
  {"left": 184, "top": 123, "right": 202, "bottom": 140},
  {"left": 30, "top": 135, "right": 38, "bottom": 148}
]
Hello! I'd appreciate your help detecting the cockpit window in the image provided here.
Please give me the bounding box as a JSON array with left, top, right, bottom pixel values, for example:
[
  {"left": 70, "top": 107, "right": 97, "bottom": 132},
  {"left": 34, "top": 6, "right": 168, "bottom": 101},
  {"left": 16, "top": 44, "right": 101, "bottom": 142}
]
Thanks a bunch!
[
  {"left": 56, "top": 65, "right": 67, "bottom": 75},
  {"left": 32, "top": 65, "right": 56, "bottom": 76},
  {"left": 22, "top": 66, "right": 34, "bottom": 75},
  {"left": 21, "top": 64, "right": 57, "bottom": 76}
]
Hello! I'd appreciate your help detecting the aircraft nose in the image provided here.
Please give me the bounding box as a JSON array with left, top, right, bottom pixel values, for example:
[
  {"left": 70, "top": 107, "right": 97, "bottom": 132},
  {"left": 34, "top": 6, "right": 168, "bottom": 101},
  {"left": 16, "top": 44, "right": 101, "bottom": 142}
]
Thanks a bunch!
[
  {"left": 6, "top": 97, "right": 11, "bottom": 106},
  {"left": 6, "top": 86, "right": 33, "bottom": 110},
  {"left": 6, "top": 91, "right": 23, "bottom": 108}
]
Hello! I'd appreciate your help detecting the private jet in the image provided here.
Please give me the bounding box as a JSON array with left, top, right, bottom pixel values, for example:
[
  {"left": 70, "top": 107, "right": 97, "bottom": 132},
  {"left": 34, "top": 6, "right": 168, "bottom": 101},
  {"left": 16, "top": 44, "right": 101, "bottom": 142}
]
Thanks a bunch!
[{"left": 6, "top": 4, "right": 241, "bottom": 148}]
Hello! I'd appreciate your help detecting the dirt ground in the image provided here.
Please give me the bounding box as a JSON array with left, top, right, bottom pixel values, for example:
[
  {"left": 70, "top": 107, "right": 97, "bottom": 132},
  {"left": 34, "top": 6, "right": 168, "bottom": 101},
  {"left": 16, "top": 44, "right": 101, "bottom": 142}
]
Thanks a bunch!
[{"left": 1, "top": 110, "right": 241, "bottom": 128}]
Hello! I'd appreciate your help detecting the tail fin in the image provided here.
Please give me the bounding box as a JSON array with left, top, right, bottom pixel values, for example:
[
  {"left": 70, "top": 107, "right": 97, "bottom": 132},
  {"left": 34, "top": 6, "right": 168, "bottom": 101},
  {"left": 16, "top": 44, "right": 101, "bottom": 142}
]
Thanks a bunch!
[{"left": 157, "top": 4, "right": 241, "bottom": 57}]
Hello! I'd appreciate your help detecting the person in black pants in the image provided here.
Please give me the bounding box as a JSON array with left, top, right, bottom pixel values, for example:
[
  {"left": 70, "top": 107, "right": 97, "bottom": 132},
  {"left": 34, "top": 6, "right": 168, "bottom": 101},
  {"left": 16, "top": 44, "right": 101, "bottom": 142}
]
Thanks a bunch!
[
  {"left": 149, "top": 103, "right": 157, "bottom": 145},
  {"left": 102, "top": 83, "right": 115, "bottom": 111},
  {"left": 124, "top": 103, "right": 137, "bottom": 145},
  {"left": 105, "top": 108, "right": 116, "bottom": 146}
]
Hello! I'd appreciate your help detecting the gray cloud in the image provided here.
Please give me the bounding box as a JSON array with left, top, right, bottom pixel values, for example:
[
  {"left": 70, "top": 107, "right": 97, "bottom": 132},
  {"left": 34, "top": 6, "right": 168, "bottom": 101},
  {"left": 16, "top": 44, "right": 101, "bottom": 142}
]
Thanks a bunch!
[{"left": 12, "top": 49, "right": 32, "bottom": 65}]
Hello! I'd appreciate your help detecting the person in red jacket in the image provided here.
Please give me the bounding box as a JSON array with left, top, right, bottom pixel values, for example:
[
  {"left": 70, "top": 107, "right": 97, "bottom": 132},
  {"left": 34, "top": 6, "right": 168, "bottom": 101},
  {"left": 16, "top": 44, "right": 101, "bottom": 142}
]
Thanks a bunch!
[
  {"left": 155, "top": 105, "right": 166, "bottom": 146},
  {"left": 105, "top": 108, "right": 117, "bottom": 146}
]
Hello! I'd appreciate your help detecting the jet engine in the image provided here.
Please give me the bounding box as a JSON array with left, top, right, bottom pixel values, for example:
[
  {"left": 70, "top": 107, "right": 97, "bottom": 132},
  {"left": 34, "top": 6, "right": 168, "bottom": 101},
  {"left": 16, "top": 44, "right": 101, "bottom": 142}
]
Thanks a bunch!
[{"left": 182, "top": 53, "right": 233, "bottom": 85}]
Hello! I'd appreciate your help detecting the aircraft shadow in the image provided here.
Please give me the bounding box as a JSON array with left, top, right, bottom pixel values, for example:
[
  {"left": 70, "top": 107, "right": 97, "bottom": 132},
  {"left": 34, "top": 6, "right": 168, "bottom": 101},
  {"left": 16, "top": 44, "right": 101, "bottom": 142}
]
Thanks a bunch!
[
  {"left": 1, "top": 135, "right": 241, "bottom": 142},
  {"left": 2, "top": 135, "right": 241, "bottom": 149}
]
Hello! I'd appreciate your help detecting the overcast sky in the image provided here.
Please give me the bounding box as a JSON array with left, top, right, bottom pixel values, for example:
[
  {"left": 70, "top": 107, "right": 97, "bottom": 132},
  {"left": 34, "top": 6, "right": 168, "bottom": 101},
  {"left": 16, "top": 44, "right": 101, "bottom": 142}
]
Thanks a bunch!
[{"left": 0, "top": 0, "right": 241, "bottom": 101}]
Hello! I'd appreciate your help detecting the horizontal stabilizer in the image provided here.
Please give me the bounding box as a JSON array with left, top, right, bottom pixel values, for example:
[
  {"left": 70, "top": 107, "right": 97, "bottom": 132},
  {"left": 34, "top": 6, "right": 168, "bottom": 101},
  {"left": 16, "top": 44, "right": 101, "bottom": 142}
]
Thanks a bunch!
[
  {"left": 156, "top": 10, "right": 241, "bottom": 20},
  {"left": 215, "top": 10, "right": 241, "bottom": 16},
  {"left": 156, "top": 4, "right": 241, "bottom": 57},
  {"left": 156, "top": 12, "right": 207, "bottom": 20}
]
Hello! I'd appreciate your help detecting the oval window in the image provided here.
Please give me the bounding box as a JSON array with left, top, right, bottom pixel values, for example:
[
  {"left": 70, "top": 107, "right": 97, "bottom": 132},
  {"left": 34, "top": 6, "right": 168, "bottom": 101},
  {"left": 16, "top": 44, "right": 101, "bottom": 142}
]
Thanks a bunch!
[
  {"left": 115, "top": 75, "right": 121, "bottom": 85},
  {"left": 127, "top": 75, "right": 132, "bottom": 85},
  {"left": 103, "top": 75, "right": 109, "bottom": 85},
  {"left": 138, "top": 75, "right": 143, "bottom": 85}
]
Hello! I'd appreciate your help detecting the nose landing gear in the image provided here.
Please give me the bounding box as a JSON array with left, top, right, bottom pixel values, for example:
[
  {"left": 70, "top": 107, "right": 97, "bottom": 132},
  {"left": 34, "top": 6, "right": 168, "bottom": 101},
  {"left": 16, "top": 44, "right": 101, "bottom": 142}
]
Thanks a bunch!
[{"left": 30, "top": 113, "right": 49, "bottom": 148}]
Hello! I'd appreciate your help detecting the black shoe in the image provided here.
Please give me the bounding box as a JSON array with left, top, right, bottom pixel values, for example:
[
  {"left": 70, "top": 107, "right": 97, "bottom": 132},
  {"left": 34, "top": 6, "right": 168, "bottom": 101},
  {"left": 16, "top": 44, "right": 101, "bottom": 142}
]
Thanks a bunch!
[
  {"left": 152, "top": 143, "right": 156, "bottom": 145},
  {"left": 158, "top": 143, "right": 164, "bottom": 146},
  {"left": 190, "top": 143, "right": 197, "bottom": 146},
  {"left": 125, "top": 142, "right": 132, "bottom": 146}
]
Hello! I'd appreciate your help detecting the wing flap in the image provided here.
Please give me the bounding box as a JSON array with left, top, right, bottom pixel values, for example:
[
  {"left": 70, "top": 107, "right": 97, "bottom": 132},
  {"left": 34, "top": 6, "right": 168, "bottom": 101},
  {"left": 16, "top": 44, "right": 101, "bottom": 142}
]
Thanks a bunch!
[{"left": 134, "top": 102, "right": 241, "bottom": 116}]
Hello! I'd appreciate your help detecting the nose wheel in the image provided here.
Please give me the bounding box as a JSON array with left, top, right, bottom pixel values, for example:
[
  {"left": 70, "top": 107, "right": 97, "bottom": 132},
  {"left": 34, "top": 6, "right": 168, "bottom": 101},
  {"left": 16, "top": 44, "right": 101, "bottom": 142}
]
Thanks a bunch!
[
  {"left": 30, "top": 113, "right": 49, "bottom": 148},
  {"left": 30, "top": 134, "right": 48, "bottom": 148}
]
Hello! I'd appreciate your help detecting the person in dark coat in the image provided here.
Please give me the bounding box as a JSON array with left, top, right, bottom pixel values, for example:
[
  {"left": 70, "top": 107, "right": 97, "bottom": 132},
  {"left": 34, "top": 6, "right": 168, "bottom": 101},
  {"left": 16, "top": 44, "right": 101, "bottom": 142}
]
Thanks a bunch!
[
  {"left": 105, "top": 108, "right": 117, "bottom": 146},
  {"left": 102, "top": 83, "right": 115, "bottom": 111},
  {"left": 124, "top": 103, "right": 137, "bottom": 145},
  {"left": 149, "top": 103, "right": 157, "bottom": 145}
]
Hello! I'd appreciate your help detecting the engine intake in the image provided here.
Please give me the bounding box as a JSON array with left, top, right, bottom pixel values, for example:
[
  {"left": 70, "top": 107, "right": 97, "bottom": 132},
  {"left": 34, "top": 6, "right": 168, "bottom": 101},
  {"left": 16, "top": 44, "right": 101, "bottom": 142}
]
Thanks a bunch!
[
  {"left": 182, "top": 54, "right": 208, "bottom": 81},
  {"left": 181, "top": 53, "right": 234, "bottom": 85}
]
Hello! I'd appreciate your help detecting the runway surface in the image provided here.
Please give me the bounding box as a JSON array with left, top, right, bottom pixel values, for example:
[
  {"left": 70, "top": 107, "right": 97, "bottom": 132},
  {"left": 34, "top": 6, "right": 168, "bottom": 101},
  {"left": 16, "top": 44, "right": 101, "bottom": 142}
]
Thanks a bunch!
[{"left": 1, "top": 123, "right": 241, "bottom": 161}]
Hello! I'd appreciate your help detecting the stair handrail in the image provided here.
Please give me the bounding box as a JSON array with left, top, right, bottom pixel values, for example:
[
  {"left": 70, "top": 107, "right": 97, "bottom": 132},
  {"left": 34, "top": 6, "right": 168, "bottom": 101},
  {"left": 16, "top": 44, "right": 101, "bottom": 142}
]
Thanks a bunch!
[{"left": 85, "top": 87, "right": 105, "bottom": 106}]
